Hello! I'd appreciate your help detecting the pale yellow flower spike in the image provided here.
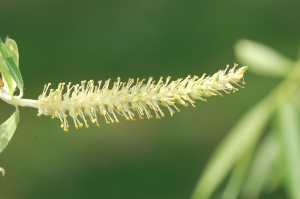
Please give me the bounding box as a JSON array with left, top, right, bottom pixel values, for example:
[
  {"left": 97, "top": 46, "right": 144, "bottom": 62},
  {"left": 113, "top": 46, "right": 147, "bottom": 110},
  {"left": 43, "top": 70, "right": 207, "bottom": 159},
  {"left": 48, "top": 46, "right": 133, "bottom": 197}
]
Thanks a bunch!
[{"left": 35, "top": 64, "right": 248, "bottom": 131}]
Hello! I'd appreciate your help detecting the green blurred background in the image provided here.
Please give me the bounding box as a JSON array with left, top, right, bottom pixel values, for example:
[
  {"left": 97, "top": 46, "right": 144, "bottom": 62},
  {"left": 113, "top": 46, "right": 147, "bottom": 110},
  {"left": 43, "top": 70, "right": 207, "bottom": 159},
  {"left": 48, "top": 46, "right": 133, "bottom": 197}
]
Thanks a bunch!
[{"left": 0, "top": 1, "right": 300, "bottom": 198}]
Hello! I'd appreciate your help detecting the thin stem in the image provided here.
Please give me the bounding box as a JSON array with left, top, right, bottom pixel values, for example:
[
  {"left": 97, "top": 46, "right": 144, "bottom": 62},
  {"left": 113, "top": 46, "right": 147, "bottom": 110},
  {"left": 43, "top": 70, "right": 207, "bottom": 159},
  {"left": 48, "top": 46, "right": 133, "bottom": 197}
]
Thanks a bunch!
[{"left": 0, "top": 92, "right": 39, "bottom": 108}]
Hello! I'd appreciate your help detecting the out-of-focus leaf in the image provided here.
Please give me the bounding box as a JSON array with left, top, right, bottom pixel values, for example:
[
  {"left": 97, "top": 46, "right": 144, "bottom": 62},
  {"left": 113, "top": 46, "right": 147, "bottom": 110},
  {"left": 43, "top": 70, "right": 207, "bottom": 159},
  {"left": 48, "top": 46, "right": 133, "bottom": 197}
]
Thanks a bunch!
[
  {"left": 190, "top": 98, "right": 274, "bottom": 199},
  {"left": 278, "top": 101, "right": 300, "bottom": 199},
  {"left": 0, "top": 55, "right": 14, "bottom": 95},
  {"left": 191, "top": 63, "right": 300, "bottom": 199},
  {"left": 0, "top": 167, "right": 4, "bottom": 176},
  {"left": 262, "top": 135, "right": 285, "bottom": 194},
  {"left": 0, "top": 107, "right": 19, "bottom": 153},
  {"left": 235, "top": 40, "right": 294, "bottom": 77},
  {"left": 298, "top": 46, "right": 300, "bottom": 61},
  {"left": 221, "top": 145, "right": 254, "bottom": 199},
  {"left": 0, "top": 38, "right": 23, "bottom": 97},
  {"left": 291, "top": 90, "right": 300, "bottom": 111},
  {"left": 242, "top": 133, "right": 280, "bottom": 199}
]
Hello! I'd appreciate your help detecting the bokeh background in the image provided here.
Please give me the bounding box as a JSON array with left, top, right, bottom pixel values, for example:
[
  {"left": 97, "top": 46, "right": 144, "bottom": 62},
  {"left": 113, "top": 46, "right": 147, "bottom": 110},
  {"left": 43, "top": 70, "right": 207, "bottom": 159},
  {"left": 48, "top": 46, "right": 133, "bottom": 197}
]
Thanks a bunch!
[{"left": 0, "top": 1, "right": 300, "bottom": 199}]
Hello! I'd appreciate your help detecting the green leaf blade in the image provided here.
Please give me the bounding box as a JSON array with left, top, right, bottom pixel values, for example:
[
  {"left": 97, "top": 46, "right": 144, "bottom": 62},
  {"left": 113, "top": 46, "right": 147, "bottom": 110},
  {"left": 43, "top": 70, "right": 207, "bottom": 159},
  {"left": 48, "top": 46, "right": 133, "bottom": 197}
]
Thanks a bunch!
[
  {"left": 242, "top": 133, "right": 281, "bottom": 198},
  {"left": 221, "top": 147, "right": 253, "bottom": 199},
  {"left": 0, "top": 107, "right": 19, "bottom": 153},
  {"left": 0, "top": 38, "right": 23, "bottom": 96},
  {"left": 0, "top": 55, "right": 14, "bottom": 95},
  {"left": 235, "top": 40, "right": 294, "bottom": 77},
  {"left": 190, "top": 98, "right": 275, "bottom": 199},
  {"left": 278, "top": 102, "right": 300, "bottom": 199},
  {"left": 5, "top": 38, "right": 19, "bottom": 67}
]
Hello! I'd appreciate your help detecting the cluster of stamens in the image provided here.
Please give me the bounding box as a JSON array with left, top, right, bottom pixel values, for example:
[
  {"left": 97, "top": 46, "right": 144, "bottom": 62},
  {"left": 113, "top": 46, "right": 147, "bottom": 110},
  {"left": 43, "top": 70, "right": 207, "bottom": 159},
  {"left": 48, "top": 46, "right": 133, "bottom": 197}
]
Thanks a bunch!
[{"left": 37, "top": 64, "right": 247, "bottom": 131}]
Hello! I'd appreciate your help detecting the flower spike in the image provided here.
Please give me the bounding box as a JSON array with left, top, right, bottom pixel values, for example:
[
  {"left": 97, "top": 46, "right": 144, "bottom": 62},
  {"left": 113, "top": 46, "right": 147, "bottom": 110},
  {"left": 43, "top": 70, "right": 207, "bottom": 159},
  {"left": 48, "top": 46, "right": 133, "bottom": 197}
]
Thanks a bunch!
[{"left": 36, "top": 64, "right": 248, "bottom": 131}]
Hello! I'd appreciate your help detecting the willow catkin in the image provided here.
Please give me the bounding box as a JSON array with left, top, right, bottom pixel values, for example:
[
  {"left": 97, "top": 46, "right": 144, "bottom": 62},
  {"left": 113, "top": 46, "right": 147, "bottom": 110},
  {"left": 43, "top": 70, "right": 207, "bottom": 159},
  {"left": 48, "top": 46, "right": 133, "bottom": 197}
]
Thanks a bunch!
[{"left": 36, "top": 64, "right": 248, "bottom": 131}]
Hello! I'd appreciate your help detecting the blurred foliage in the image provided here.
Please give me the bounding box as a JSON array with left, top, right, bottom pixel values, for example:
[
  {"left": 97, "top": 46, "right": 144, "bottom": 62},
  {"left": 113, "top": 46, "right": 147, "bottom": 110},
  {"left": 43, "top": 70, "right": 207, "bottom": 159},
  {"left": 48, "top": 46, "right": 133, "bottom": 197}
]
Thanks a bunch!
[
  {"left": 191, "top": 40, "right": 300, "bottom": 199},
  {"left": 1, "top": 1, "right": 300, "bottom": 199}
]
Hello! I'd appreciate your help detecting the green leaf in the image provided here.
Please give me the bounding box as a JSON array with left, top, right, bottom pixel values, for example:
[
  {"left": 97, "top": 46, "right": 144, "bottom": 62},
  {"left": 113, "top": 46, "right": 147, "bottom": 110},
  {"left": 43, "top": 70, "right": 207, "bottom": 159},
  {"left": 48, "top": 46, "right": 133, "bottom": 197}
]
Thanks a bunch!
[
  {"left": 0, "top": 55, "right": 14, "bottom": 95},
  {"left": 190, "top": 98, "right": 274, "bottom": 199},
  {"left": 191, "top": 63, "right": 300, "bottom": 199},
  {"left": 221, "top": 146, "right": 254, "bottom": 199},
  {"left": 242, "top": 133, "right": 281, "bottom": 198},
  {"left": 0, "top": 107, "right": 19, "bottom": 153},
  {"left": 277, "top": 101, "right": 300, "bottom": 199},
  {"left": 0, "top": 38, "right": 23, "bottom": 96},
  {"left": 5, "top": 38, "right": 19, "bottom": 68},
  {"left": 235, "top": 40, "right": 294, "bottom": 77}
]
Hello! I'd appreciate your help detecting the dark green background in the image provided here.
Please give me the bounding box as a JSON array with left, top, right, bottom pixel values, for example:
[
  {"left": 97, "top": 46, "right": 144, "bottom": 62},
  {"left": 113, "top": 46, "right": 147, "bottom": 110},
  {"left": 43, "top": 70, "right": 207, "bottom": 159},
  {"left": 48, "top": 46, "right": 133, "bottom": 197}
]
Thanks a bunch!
[{"left": 1, "top": 1, "right": 300, "bottom": 198}]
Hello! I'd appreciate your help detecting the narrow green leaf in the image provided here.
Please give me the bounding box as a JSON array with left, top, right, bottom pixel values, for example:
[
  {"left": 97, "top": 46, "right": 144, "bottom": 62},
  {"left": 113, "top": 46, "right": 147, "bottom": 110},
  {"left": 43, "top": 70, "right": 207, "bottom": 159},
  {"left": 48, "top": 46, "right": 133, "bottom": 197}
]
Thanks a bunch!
[
  {"left": 5, "top": 38, "right": 19, "bottom": 67},
  {"left": 191, "top": 63, "right": 300, "bottom": 199},
  {"left": 278, "top": 101, "right": 300, "bottom": 199},
  {"left": 235, "top": 40, "right": 294, "bottom": 77},
  {"left": 191, "top": 98, "right": 274, "bottom": 199},
  {"left": 0, "top": 55, "right": 14, "bottom": 95},
  {"left": 0, "top": 38, "right": 23, "bottom": 96},
  {"left": 242, "top": 133, "right": 281, "bottom": 199},
  {"left": 221, "top": 145, "right": 254, "bottom": 199},
  {"left": 0, "top": 107, "right": 19, "bottom": 153},
  {"left": 261, "top": 129, "right": 285, "bottom": 194}
]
